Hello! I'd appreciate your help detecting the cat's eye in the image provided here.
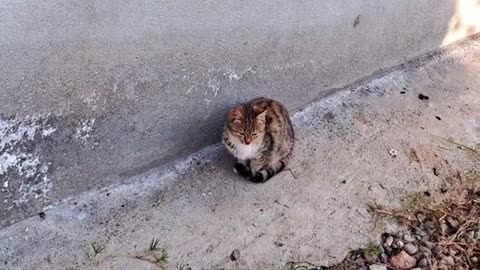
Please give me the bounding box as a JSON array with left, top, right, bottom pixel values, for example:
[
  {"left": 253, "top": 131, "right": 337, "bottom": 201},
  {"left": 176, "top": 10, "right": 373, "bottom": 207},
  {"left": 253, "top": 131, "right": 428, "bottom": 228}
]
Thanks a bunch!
[
  {"left": 252, "top": 133, "right": 258, "bottom": 136},
  {"left": 239, "top": 132, "right": 245, "bottom": 136}
]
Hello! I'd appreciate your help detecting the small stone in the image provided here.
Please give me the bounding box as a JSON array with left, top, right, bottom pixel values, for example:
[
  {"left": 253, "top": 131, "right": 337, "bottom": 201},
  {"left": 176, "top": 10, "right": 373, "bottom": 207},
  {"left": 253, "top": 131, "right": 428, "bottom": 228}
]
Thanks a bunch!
[
  {"left": 389, "top": 250, "right": 417, "bottom": 269},
  {"left": 419, "top": 246, "right": 431, "bottom": 256},
  {"left": 448, "top": 247, "right": 458, "bottom": 256},
  {"left": 441, "top": 256, "right": 454, "bottom": 265},
  {"left": 471, "top": 257, "right": 478, "bottom": 263},
  {"left": 447, "top": 217, "right": 459, "bottom": 229},
  {"left": 229, "top": 249, "right": 240, "bottom": 261},
  {"left": 418, "top": 257, "right": 428, "bottom": 267},
  {"left": 354, "top": 257, "right": 365, "bottom": 266},
  {"left": 414, "top": 228, "right": 427, "bottom": 237},
  {"left": 413, "top": 253, "right": 423, "bottom": 261},
  {"left": 410, "top": 268, "right": 421, "bottom": 270},
  {"left": 425, "top": 221, "right": 435, "bottom": 229},
  {"left": 385, "top": 236, "right": 394, "bottom": 246},
  {"left": 403, "top": 234, "right": 415, "bottom": 243},
  {"left": 379, "top": 253, "right": 388, "bottom": 263},
  {"left": 403, "top": 243, "right": 418, "bottom": 255},
  {"left": 432, "top": 245, "right": 442, "bottom": 255},
  {"left": 418, "top": 93, "right": 430, "bottom": 100},
  {"left": 394, "top": 240, "right": 404, "bottom": 249},
  {"left": 388, "top": 148, "right": 398, "bottom": 157},
  {"left": 466, "top": 231, "right": 476, "bottom": 244},
  {"left": 416, "top": 213, "right": 426, "bottom": 222},
  {"left": 369, "top": 264, "right": 387, "bottom": 270},
  {"left": 467, "top": 230, "right": 475, "bottom": 239},
  {"left": 383, "top": 245, "right": 392, "bottom": 255},
  {"left": 421, "top": 240, "right": 435, "bottom": 249},
  {"left": 440, "top": 222, "right": 448, "bottom": 235}
]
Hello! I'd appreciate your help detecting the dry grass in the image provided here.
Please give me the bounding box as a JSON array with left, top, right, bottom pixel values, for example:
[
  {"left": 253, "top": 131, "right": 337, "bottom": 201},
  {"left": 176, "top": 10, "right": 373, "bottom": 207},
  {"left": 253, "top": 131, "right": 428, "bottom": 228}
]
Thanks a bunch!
[
  {"left": 435, "top": 136, "right": 479, "bottom": 156},
  {"left": 323, "top": 170, "right": 480, "bottom": 270},
  {"left": 89, "top": 237, "right": 171, "bottom": 269},
  {"left": 370, "top": 183, "right": 480, "bottom": 270}
]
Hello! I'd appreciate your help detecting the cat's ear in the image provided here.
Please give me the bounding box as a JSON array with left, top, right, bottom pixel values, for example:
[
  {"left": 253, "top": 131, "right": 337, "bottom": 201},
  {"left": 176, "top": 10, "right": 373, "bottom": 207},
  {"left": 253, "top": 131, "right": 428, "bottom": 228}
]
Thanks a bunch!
[
  {"left": 253, "top": 105, "right": 267, "bottom": 121},
  {"left": 228, "top": 106, "right": 243, "bottom": 123},
  {"left": 253, "top": 105, "right": 266, "bottom": 115}
]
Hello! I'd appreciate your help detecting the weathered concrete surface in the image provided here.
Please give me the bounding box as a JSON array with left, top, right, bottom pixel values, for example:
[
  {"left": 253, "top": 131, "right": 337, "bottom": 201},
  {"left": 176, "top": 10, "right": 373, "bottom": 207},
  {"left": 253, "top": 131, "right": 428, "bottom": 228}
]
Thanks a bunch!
[
  {"left": 2, "top": 0, "right": 480, "bottom": 225},
  {"left": 1, "top": 36, "right": 479, "bottom": 269}
]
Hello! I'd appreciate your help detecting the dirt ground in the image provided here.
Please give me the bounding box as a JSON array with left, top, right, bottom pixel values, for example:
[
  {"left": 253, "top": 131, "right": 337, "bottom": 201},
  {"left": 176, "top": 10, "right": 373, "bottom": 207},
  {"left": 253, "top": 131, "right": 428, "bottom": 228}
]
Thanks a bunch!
[{"left": 1, "top": 37, "right": 479, "bottom": 270}]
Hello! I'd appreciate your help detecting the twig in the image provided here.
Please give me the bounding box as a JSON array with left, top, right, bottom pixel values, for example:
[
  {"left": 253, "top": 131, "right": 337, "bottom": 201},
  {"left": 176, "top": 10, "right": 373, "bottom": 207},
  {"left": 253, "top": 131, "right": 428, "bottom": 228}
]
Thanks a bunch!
[{"left": 287, "top": 168, "right": 297, "bottom": 179}]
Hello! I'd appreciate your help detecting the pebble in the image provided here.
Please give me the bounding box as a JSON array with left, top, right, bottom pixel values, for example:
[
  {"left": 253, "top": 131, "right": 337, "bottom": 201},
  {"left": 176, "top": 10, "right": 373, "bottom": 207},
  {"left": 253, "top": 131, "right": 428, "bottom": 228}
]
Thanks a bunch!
[
  {"left": 388, "top": 148, "right": 398, "bottom": 157},
  {"left": 379, "top": 253, "right": 388, "bottom": 263},
  {"left": 421, "top": 240, "right": 435, "bottom": 249},
  {"left": 383, "top": 245, "right": 392, "bottom": 255},
  {"left": 229, "top": 249, "right": 240, "bottom": 261},
  {"left": 415, "top": 228, "right": 427, "bottom": 237},
  {"left": 419, "top": 246, "right": 431, "bottom": 256},
  {"left": 440, "top": 222, "right": 448, "bottom": 235},
  {"left": 403, "top": 243, "right": 418, "bottom": 255},
  {"left": 393, "top": 240, "right": 404, "bottom": 249},
  {"left": 467, "top": 231, "right": 477, "bottom": 244},
  {"left": 471, "top": 257, "right": 478, "bottom": 263},
  {"left": 418, "top": 257, "right": 428, "bottom": 267},
  {"left": 403, "top": 234, "right": 415, "bottom": 243},
  {"left": 441, "top": 256, "right": 454, "bottom": 265},
  {"left": 425, "top": 221, "right": 435, "bottom": 229},
  {"left": 354, "top": 257, "right": 365, "bottom": 265},
  {"left": 369, "top": 264, "right": 387, "bottom": 270},
  {"left": 385, "top": 236, "right": 394, "bottom": 246},
  {"left": 389, "top": 250, "right": 417, "bottom": 269},
  {"left": 416, "top": 213, "right": 426, "bottom": 222},
  {"left": 448, "top": 247, "right": 458, "bottom": 256},
  {"left": 432, "top": 245, "right": 442, "bottom": 255},
  {"left": 447, "top": 217, "right": 459, "bottom": 228}
]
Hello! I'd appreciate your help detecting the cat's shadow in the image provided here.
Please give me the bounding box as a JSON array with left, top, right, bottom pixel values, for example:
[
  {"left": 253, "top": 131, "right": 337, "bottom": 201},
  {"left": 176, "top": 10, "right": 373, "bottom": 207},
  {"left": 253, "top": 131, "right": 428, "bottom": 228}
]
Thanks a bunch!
[{"left": 217, "top": 149, "right": 252, "bottom": 183}]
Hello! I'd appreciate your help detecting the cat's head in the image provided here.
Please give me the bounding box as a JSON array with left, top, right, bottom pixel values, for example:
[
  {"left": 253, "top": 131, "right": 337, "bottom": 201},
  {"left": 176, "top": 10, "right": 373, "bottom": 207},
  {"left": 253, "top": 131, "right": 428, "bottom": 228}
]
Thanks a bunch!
[{"left": 226, "top": 105, "right": 267, "bottom": 145}]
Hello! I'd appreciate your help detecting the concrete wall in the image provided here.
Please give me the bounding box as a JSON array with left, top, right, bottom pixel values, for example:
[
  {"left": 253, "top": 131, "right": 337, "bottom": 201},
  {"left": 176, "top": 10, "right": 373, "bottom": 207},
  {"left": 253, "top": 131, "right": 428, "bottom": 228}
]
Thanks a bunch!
[{"left": 1, "top": 0, "right": 479, "bottom": 227}]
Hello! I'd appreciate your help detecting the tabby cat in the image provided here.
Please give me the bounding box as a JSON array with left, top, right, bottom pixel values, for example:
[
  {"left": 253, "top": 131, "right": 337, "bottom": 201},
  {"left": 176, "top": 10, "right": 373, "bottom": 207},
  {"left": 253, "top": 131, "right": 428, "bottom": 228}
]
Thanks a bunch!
[{"left": 222, "top": 97, "right": 295, "bottom": 183}]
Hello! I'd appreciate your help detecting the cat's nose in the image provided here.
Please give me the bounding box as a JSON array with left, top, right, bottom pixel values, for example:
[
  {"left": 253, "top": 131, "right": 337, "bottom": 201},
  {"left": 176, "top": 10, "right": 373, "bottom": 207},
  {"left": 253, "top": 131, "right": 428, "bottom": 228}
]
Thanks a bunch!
[{"left": 244, "top": 137, "right": 251, "bottom": 144}]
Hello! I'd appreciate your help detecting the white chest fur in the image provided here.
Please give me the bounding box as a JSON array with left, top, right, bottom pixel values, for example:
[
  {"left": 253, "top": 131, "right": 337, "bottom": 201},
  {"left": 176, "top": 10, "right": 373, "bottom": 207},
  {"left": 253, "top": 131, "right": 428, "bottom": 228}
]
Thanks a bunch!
[
  {"left": 236, "top": 143, "right": 260, "bottom": 160},
  {"left": 229, "top": 135, "right": 260, "bottom": 160}
]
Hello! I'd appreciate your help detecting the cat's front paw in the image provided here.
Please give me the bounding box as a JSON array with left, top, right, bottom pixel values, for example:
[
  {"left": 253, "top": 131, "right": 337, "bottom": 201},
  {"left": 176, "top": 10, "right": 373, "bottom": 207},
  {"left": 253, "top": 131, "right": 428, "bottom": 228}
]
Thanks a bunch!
[
  {"left": 250, "top": 172, "right": 265, "bottom": 183},
  {"left": 234, "top": 162, "right": 251, "bottom": 178}
]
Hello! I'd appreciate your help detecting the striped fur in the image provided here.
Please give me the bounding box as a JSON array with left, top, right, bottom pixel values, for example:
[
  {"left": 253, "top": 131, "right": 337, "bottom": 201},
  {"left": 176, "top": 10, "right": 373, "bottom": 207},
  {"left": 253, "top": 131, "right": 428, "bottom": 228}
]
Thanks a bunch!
[{"left": 222, "top": 97, "right": 294, "bottom": 183}]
